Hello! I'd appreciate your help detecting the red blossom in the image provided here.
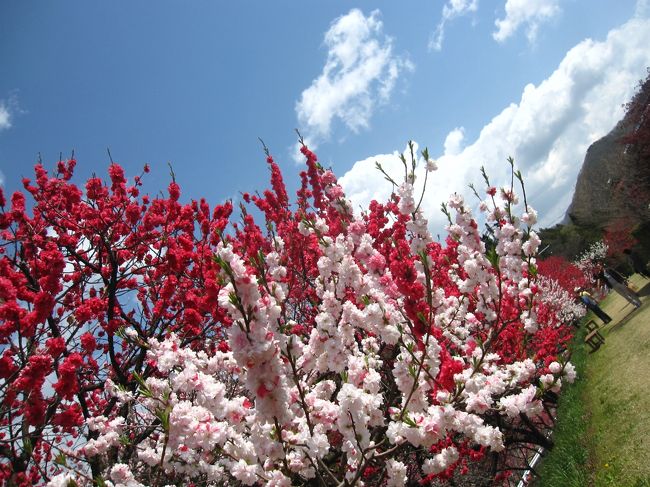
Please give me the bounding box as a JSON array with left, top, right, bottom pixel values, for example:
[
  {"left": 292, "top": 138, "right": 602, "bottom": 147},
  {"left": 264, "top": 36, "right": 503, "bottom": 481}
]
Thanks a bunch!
[
  {"left": 0, "top": 349, "right": 17, "bottom": 379},
  {"left": 52, "top": 403, "right": 84, "bottom": 431},
  {"left": 80, "top": 332, "right": 97, "bottom": 354},
  {"left": 168, "top": 181, "right": 181, "bottom": 201},
  {"left": 46, "top": 337, "right": 66, "bottom": 358},
  {"left": 53, "top": 353, "right": 84, "bottom": 400}
]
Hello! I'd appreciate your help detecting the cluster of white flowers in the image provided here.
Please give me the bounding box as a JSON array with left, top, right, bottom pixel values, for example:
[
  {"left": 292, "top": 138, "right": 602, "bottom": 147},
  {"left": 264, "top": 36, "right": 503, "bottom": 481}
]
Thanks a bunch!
[
  {"left": 83, "top": 416, "right": 125, "bottom": 457},
  {"left": 577, "top": 240, "right": 609, "bottom": 264},
  {"left": 216, "top": 241, "right": 292, "bottom": 423},
  {"left": 537, "top": 276, "right": 586, "bottom": 324},
  {"left": 422, "top": 446, "right": 459, "bottom": 475},
  {"left": 575, "top": 240, "right": 608, "bottom": 275},
  {"left": 397, "top": 182, "right": 416, "bottom": 215}
]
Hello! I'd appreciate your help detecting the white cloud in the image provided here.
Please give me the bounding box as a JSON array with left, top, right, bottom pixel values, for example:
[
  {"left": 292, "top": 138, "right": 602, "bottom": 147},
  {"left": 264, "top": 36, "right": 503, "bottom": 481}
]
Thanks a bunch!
[
  {"left": 0, "top": 102, "right": 11, "bottom": 131},
  {"left": 0, "top": 100, "right": 13, "bottom": 187},
  {"left": 443, "top": 127, "right": 466, "bottom": 156},
  {"left": 340, "top": 14, "right": 650, "bottom": 233},
  {"left": 493, "top": 0, "right": 561, "bottom": 43},
  {"left": 295, "top": 9, "right": 412, "bottom": 156},
  {"left": 339, "top": 146, "right": 409, "bottom": 216},
  {"left": 429, "top": 0, "right": 479, "bottom": 51}
]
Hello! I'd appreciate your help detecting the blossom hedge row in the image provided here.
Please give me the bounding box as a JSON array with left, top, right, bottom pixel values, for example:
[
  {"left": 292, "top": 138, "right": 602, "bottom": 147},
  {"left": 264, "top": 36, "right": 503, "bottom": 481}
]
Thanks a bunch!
[{"left": 0, "top": 142, "right": 579, "bottom": 486}]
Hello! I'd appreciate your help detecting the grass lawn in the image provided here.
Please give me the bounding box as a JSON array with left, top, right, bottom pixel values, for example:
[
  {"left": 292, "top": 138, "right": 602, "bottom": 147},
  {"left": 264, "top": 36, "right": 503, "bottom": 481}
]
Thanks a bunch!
[{"left": 538, "top": 275, "right": 650, "bottom": 487}]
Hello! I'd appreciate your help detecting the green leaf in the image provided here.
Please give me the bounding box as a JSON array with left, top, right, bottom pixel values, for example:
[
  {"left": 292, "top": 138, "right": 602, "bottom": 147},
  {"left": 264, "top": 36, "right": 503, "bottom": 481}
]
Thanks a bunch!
[
  {"left": 408, "top": 364, "right": 417, "bottom": 378},
  {"left": 486, "top": 247, "right": 500, "bottom": 268},
  {"left": 23, "top": 437, "right": 32, "bottom": 456},
  {"left": 156, "top": 405, "right": 172, "bottom": 432},
  {"left": 402, "top": 412, "right": 417, "bottom": 428},
  {"left": 132, "top": 371, "right": 145, "bottom": 386},
  {"left": 54, "top": 452, "right": 67, "bottom": 466},
  {"left": 416, "top": 311, "right": 427, "bottom": 325}
]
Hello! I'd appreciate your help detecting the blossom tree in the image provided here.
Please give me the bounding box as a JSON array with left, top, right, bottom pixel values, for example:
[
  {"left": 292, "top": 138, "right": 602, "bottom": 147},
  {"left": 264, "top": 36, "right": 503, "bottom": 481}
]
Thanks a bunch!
[
  {"left": 1, "top": 142, "right": 576, "bottom": 487},
  {"left": 535, "top": 256, "right": 587, "bottom": 324},
  {"left": 574, "top": 240, "right": 608, "bottom": 285},
  {"left": 0, "top": 160, "right": 232, "bottom": 485},
  {"left": 603, "top": 218, "right": 638, "bottom": 269}
]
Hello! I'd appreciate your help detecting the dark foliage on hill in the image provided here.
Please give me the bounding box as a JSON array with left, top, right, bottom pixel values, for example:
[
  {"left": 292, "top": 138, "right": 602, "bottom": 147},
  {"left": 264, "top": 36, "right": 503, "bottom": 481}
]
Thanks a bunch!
[{"left": 537, "top": 223, "right": 601, "bottom": 260}]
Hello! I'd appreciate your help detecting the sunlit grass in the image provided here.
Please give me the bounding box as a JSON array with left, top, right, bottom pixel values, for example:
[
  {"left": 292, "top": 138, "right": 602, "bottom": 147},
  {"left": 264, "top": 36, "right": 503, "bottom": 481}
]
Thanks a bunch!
[
  {"left": 586, "top": 275, "right": 650, "bottom": 486},
  {"left": 538, "top": 275, "right": 650, "bottom": 487}
]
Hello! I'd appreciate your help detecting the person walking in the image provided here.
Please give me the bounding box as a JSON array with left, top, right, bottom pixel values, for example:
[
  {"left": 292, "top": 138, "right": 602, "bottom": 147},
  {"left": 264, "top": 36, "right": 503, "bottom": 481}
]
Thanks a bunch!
[
  {"left": 579, "top": 290, "right": 612, "bottom": 324},
  {"left": 602, "top": 268, "right": 642, "bottom": 308}
]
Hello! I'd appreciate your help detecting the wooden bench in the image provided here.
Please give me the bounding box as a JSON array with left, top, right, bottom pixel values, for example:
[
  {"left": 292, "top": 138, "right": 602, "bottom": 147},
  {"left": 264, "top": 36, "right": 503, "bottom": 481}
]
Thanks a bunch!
[
  {"left": 585, "top": 320, "right": 599, "bottom": 332},
  {"left": 584, "top": 320, "right": 605, "bottom": 352}
]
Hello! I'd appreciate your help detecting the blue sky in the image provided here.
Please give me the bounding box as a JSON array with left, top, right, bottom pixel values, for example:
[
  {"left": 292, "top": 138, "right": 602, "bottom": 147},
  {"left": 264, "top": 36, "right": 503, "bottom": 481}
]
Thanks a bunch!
[{"left": 1, "top": 0, "right": 648, "bottom": 233}]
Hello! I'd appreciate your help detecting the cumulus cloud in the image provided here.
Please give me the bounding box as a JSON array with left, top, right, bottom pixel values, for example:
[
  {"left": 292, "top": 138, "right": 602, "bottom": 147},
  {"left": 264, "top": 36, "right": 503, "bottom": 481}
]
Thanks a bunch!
[
  {"left": 339, "top": 146, "right": 407, "bottom": 216},
  {"left": 493, "top": 0, "right": 561, "bottom": 43},
  {"left": 340, "top": 13, "right": 650, "bottom": 233},
  {"left": 295, "top": 9, "right": 412, "bottom": 156},
  {"left": 443, "top": 127, "right": 466, "bottom": 156},
  {"left": 429, "top": 0, "right": 479, "bottom": 51}
]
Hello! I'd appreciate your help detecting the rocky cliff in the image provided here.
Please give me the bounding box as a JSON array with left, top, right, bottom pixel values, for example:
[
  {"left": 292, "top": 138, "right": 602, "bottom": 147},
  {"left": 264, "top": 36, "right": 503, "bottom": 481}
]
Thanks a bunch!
[
  {"left": 565, "top": 72, "right": 650, "bottom": 230},
  {"left": 565, "top": 122, "right": 629, "bottom": 227}
]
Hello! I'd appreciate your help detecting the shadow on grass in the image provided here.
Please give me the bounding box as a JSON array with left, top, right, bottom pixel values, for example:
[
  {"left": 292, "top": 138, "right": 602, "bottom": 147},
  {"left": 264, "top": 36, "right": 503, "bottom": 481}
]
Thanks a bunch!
[
  {"left": 606, "top": 305, "right": 641, "bottom": 332},
  {"left": 635, "top": 282, "right": 650, "bottom": 297}
]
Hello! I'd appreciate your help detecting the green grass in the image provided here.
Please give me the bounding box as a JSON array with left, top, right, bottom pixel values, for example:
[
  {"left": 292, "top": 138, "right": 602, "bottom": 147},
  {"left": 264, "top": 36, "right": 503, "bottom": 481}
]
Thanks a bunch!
[
  {"left": 538, "top": 276, "right": 650, "bottom": 487},
  {"left": 536, "top": 320, "right": 591, "bottom": 487}
]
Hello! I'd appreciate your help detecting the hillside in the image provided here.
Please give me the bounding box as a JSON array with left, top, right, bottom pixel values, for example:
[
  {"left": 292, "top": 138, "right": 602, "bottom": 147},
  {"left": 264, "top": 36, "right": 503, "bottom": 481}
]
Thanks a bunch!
[
  {"left": 540, "top": 70, "right": 650, "bottom": 262},
  {"left": 565, "top": 121, "right": 636, "bottom": 227}
]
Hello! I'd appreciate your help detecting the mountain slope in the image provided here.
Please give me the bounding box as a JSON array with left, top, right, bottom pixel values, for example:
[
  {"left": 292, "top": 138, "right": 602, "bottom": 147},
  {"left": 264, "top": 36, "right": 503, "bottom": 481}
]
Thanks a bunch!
[
  {"left": 566, "top": 71, "right": 650, "bottom": 228},
  {"left": 539, "top": 71, "right": 650, "bottom": 262}
]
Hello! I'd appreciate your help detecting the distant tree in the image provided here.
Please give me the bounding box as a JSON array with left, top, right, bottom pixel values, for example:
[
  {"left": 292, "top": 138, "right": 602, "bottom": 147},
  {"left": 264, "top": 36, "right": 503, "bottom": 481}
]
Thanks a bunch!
[
  {"left": 603, "top": 217, "right": 638, "bottom": 271},
  {"left": 536, "top": 224, "right": 602, "bottom": 262}
]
